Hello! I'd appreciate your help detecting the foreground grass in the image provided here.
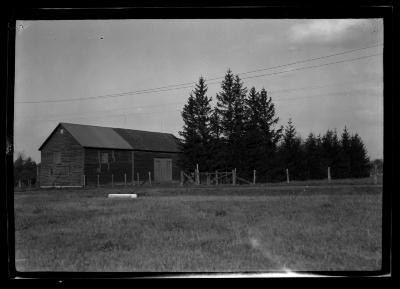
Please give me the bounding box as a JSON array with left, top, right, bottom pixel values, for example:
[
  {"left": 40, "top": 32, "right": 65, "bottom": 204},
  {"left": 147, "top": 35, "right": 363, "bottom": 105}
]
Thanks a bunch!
[{"left": 14, "top": 185, "right": 382, "bottom": 272}]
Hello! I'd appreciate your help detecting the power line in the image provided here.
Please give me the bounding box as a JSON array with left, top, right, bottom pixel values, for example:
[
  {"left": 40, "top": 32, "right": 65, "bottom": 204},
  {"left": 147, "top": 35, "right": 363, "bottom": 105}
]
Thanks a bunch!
[
  {"left": 237, "top": 53, "right": 382, "bottom": 82},
  {"left": 19, "top": 101, "right": 185, "bottom": 120},
  {"left": 18, "top": 83, "right": 379, "bottom": 123},
  {"left": 18, "top": 75, "right": 381, "bottom": 121},
  {"left": 16, "top": 43, "right": 382, "bottom": 104},
  {"left": 17, "top": 52, "right": 382, "bottom": 104}
]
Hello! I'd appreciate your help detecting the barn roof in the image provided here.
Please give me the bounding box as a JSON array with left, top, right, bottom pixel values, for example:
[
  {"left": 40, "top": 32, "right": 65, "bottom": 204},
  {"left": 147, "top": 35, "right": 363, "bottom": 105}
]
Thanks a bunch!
[
  {"left": 114, "top": 128, "right": 180, "bottom": 152},
  {"left": 39, "top": 122, "right": 180, "bottom": 152},
  {"left": 60, "top": 123, "right": 133, "bottom": 150}
]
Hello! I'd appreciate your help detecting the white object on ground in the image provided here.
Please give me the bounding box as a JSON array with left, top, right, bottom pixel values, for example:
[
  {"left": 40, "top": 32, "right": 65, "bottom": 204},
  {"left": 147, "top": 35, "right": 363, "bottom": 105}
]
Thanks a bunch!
[{"left": 108, "top": 194, "right": 137, "bottom": 198}]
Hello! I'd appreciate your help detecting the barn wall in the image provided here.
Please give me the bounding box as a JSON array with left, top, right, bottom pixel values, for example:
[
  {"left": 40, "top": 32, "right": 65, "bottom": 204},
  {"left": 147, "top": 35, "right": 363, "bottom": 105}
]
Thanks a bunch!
[
  {"left": 83, "top": 149, "right": 180, "bottom": 185},
  {"left": 134, "top": 151, "right": 180, "bottom": 182},
  {"left": 39, "top": 125, "right": 84, "bottom": 187},
  {"left": 83, "top": 148, "right": 133, "bottom": 185}
]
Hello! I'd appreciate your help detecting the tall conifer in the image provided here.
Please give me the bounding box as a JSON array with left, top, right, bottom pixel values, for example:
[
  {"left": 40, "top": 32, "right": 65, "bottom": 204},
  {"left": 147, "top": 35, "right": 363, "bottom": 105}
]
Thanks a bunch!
[{"left": 178, "top": 77, "right": 213, "bottom": 171}]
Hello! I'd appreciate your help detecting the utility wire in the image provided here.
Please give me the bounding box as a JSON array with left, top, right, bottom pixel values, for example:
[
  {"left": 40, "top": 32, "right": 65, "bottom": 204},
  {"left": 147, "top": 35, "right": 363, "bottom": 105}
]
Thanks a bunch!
[
  {"left": 20, "top": 86, "right": 378, "bottom": 122},
  {"left": 16, "top": 43, "right": 383, "bottom": 104},
  {"left": 17, "top": 55, "right": 382, "bottom": 121},
  {"left": 18, "top": 72, "right": 381, "bottom": 121}
]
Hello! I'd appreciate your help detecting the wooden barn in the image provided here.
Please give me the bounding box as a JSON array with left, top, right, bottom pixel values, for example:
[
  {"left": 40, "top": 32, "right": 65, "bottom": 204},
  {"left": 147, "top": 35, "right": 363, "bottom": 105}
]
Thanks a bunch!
[{"left": 38, "top": 122, "right": 181, "bottom": 188}]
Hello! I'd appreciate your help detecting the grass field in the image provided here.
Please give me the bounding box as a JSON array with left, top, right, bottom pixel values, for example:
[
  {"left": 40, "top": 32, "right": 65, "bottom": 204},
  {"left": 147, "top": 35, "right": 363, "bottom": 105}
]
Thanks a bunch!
[{"left": 14, "top": 183, "right": 382, "bottom": 272}]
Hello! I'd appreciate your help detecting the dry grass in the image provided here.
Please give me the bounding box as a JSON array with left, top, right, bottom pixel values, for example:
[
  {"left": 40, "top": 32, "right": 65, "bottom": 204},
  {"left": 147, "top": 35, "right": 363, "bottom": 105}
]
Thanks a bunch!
[{"left": 14, "top": 184, "right": 382, "bottom": 272}]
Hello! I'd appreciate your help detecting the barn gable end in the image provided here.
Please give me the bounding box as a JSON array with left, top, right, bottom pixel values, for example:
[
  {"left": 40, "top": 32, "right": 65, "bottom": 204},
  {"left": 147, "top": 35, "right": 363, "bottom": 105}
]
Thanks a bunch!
[{"left": 39, "top": 124, "right": 84, "bottom": 187}]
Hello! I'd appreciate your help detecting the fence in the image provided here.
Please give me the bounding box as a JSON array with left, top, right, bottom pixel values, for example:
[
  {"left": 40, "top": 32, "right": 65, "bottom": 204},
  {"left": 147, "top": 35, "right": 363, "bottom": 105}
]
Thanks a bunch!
[
  {"left": 19, "top": 164, "right": 382, "bottom": 189},
  {"left": 179, "top": 165, "right": 383, "bottom": 186},
  {"left": 81, "top": 171, "right": 156, "bottom": 188},
  {"left": 33, "top": 169, "right": 156, "bottom": 189}
]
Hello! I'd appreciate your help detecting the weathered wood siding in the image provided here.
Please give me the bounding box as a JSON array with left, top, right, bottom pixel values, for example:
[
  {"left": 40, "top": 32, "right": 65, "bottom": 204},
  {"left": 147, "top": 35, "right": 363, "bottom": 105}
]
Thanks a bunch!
[
  {"left": 134, "top": 151, "right": 180, "bottom": 182},
  {"left": 40, "top": 125, "right": 84, "bottom": 186},
  {"left": 83, "top": 148, "right": 133, "bottom": 185},
  {"left": 83, "top": 149, "right": 180, "bottom": 185}
]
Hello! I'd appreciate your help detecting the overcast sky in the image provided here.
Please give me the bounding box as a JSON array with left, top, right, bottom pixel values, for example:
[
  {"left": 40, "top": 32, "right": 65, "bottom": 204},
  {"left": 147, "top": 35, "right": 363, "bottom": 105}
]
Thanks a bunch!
[{"left": 14, "top": 19, "right": 383, "bottom": 163}]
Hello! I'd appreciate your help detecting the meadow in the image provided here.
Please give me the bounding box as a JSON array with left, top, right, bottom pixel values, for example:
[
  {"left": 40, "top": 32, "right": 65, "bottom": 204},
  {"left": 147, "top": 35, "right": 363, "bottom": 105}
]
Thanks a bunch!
[{"left": 14, "top": 182, "right": 382, "bottom": 273}]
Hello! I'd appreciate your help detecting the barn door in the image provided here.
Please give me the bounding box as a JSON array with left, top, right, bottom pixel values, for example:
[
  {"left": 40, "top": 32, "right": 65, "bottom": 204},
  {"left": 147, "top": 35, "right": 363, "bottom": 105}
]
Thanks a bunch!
[{"left": 154, "top": 158, "right": 172, "bottom": 182}]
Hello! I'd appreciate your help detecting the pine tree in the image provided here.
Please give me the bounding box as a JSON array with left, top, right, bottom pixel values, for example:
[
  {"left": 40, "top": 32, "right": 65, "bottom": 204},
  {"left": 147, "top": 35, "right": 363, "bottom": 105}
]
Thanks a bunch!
[
  {"left": 321, "top": 129, "right": 341, "bottom": 179},
  {"left": 208, "top": 109, "right": 225, "bottom": 170},
  {"left": 337, "top": 126, "right": 352, "bottom": 178},
  {"left": 349, "top": 133, "right": 371, "bottom": 178},
  {"left": 258, "top": 88, "right": 282, "bottom": 178},
  {"left": 215, "top": 69, "right": 248, "bottom": 170},
  {"left": 178, "top": 77, "right": 213, "bottom": 171},
  {"left": 215, "top": 69, "right": 235, "bottom": 170},
  {"left": 14, "top": 153, "right": 37, "bottom": 187},
  {"left": 244, "top": 87, "right": 281, "bottom": 181},
  {"left": 231, "top": 75, "right": 248, "bottom": 173},
  {"left": 278, "top": 119, "right": 305, "bottom": 181},
  {"left": 304, "top": 133, "right": 326, "bottom": 180},
  {"left": 243, "top": 87, "right": 264, "bottom": 177}
]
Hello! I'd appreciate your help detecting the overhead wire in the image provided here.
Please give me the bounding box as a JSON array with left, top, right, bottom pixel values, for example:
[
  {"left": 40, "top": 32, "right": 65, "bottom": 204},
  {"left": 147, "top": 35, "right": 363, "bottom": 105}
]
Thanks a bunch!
[{"left": 15, "top": 43, "right": 383, "bottom": 104}]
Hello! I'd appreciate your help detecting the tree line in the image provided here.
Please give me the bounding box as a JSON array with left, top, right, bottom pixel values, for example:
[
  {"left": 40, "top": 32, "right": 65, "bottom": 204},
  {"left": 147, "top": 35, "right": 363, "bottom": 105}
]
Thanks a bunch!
[
  {"left": 178, "top": 69, "right": 372, "bottom": 182},
  {"left": 14, "top": 153, "right": 38, "bottom": 187}
]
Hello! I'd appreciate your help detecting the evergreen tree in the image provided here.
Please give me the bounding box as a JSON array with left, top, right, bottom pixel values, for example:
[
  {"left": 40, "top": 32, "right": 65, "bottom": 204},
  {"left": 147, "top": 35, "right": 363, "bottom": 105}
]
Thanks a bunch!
[
  {"left": 243, "top": 87, "right": 262, "bottom": 175},
  {"left": 231, "top": 75, "right": 248, "bottom": 173},
  {"left": 337, "top": 126, "right": 352, "bottom": 178},
  {"left": 215, "top": 69, "right": 236, "bottom": 170},
  {"left": 349, "top": 133, "right": 371, "bottom": 178},
  {"left": 214, "top": 69, "right": 248, "bottom": 170},
  {"left": 258, "top": 88, "right": 282, "bottom": 181},
  {"left": 304, "top": 133, "right": 325, "bottom": 180},
  {"left": 178, "top": 77, "right": 213, "bottom": 171},
  {"left": 321, "top": 129, "right": 341, "bottom": 179},
  {"left": 208, "top": 109, "right": 225, "bottom": 170},
  {"left": 244, "top": 87, "right": 282, "bottom": 181},
  {"left": 278, "top": 119, "right": 306, "bottom": 181},
  {"left": 14, "top": 153, "right": 37, "bottom": 187}
]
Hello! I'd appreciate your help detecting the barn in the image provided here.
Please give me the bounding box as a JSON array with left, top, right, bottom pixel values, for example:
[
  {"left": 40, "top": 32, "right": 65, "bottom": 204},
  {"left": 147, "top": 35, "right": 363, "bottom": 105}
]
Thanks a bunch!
[{"left": 38, "top": 122, "right": 181, "bottom": 188}]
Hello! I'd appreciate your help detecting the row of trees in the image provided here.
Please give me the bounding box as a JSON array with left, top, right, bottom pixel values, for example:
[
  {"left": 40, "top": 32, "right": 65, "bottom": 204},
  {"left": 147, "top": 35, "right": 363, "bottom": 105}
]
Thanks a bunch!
[
  {"left": 178, "top": 69, "right": 372, "bottom": 182},
  {"left": 14, "top": 153, "right": 38, "bottom": 187}
]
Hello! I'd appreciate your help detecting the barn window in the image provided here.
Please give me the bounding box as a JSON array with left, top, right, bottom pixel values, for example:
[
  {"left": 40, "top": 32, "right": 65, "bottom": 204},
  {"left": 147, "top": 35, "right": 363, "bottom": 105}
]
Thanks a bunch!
[
  {"left": 60, "top": 128, "right": 64, "bottom": 134},
  {"left": 101, "top": 153, "right": 109, "bottom": 164},
  {"left": 112, "top": 151, "right": 116, "bottom": 162},
  {"left": 50, "top": 168, "right": 53, "bottom": 175},
  {"left": 53, "top": 152, "right": 61, "bottom": 164}
]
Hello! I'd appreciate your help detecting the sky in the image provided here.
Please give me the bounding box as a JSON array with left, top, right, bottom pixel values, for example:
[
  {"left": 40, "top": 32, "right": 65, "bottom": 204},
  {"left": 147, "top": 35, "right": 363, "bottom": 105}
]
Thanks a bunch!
[{"left": 13, "top": 19, "right": 383, "bottom": 163}]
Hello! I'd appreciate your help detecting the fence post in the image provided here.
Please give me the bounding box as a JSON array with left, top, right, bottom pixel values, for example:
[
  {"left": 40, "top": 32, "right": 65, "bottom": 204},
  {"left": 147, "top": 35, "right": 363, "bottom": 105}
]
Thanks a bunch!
[
  {"left": 97, "top": 174, "right": 100, "bottom": 187},
  {"left": 195, "top": 164, "right": 199, "bottom": 185},
  {"left": 83, "top": 175, "right": 86, "bottom": 188},
  {"left": 148, "top": 171, "right": 152, "bottom": 186},
  {"left": 36, "top": 166, "right": 39, "bottom": 188},
  {"left": 18, "top": 179, "right": 21, "bottom": 189},
  {"left": 286, "top": 169, "right": 289, "bottom": 184},
  {"left": 180, "top": 171, "right": 184, "bottom": 186},
  {"left": 253, "top": 170, "right": 256, "bottom": 185},
  {"left": 112, "top": 174, "right": 114, "bottom": 187},
  {"left": 232, "top": 169, "right": 236, "bottom": 185},
  {"left": 374, "top": 163, "right": 378, "bottom": 185},
  {"left": 206, "top": 173, "right": 210, "bottom": 185},
  {"left": 137, "top": 172, "right": 140, "bottom": 184},
  {"left": 215, "top": 171, "right": 218, "bottom": 185},
  {"left": 124, "top": 173, "right": 127, "bottom": 186},
  {"left": 328, "top": 167, "right": 331, "bottom": 183}
]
